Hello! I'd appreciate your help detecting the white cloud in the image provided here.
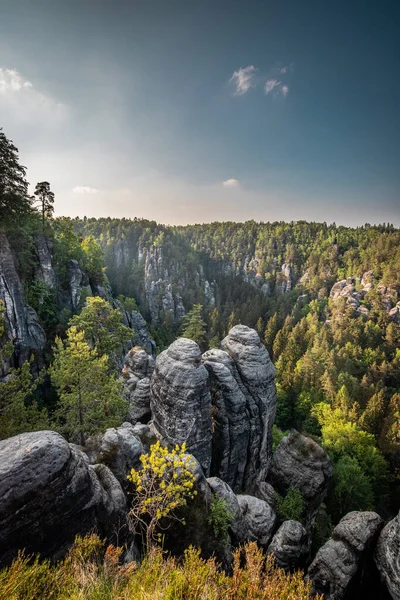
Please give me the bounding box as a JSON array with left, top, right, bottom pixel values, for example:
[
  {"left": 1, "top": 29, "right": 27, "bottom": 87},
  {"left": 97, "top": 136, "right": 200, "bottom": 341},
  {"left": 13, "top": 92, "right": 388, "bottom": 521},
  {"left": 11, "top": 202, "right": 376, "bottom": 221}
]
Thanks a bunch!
[
  {"left": 264, "top": 79, "right": 281, "bottom": 94},
  {"left": 73, "top": 186, "right": 99, "bottom": 194},
  {"left": 280, "top": 66, "right": 288, "bottom": 74},
  {"left": 0, "top": 67, "right": 67, "bottom": 121},
  {"left": 230, "top": 65, "right": 257, "bottom": 95},
  {"left": 281, "top": 85, "right": 289, "bottom": 97},
  {"left": 223, "top": 178, "right": 240, "bottom": 187}
]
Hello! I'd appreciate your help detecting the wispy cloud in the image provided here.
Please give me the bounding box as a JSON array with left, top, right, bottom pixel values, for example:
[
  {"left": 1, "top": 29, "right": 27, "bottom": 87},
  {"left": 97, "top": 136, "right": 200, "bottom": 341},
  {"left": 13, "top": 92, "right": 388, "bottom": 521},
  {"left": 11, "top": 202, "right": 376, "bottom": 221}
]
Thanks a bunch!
[
  {"left": 73, "top": 186, "right": 99, "bottom": 194},
  {"left": 280, "top": 66, "right": 288, "bottom": 74},
  {"left": 230, "top": 65, "right": 257, "bottom": 95},
  {"left": 265, "top": 79, "right": 289, "bottom": 97},
  {"left": 264, "top": 79, "right": 281, "bottom": 94},
  {"left": 223, "top": 178, "right": 240, "bottom": 187},
  {"left": 0, "top": 67, "right": 67, "bottom": 121}
]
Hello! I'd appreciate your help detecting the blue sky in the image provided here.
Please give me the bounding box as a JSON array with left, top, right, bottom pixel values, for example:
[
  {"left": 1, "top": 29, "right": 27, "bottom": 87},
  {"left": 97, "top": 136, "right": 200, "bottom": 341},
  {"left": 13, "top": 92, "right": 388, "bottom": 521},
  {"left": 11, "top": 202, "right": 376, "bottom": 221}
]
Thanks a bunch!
[{"left": 1, "top": 0, "right": 399, "bottom": 225}]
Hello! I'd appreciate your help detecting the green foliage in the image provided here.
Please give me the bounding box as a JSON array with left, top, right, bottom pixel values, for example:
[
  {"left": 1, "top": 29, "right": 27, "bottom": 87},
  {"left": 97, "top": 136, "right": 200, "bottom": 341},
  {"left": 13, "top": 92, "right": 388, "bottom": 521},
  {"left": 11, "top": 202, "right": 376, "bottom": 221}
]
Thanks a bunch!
[
  {"left": 311, "top": 503, "right": 333, "bottom": 555},
  {"left": 69, "top": 297, "right": 132, "bottom": 368},
  {"left": 272, "top": 425, "right": 287, "bottom": 451},
  {"left": 327, "top": 456, "right": 374, "bottom": 522},
  {"left": 81, "top": 235, "right": 104, "bottom": 283},
  {"left": 25, "top": 280, "right": 57, "bottom": 331},
  {"left": 274, "top": 488, "right": 305, "bottom": 523},
  {"left": 0, "top": 128, "right": 34, "bottom": 221},
  {"left": 208, "top": 495, "right": 235, "bottom": 541},
  {"left": 50, "top": 326, "right": 128, "bottom": 445},
  {"left": 117, "top": 294, "right": 139, "bottom": 313},
  {"left": 181, "top": 303, "right": 208, "bottom": 350}
]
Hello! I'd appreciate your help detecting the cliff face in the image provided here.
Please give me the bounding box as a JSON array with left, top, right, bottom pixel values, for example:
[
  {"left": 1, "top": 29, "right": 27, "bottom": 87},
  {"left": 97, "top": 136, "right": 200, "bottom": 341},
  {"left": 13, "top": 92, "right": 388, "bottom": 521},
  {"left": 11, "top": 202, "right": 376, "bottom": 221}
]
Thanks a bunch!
[{"left": 0, "top": 231, "right": 46, "bottom": 372}]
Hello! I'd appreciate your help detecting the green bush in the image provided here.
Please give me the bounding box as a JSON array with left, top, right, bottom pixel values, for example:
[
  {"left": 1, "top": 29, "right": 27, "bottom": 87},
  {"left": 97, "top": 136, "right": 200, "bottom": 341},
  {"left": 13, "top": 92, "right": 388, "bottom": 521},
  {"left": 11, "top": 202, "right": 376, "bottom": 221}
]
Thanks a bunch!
[
  {"left": 208, "top": 495, "right": 235, "bottom": 541},
  {"left": 274, "top": 488, "right": 305, "bottom": 523}
]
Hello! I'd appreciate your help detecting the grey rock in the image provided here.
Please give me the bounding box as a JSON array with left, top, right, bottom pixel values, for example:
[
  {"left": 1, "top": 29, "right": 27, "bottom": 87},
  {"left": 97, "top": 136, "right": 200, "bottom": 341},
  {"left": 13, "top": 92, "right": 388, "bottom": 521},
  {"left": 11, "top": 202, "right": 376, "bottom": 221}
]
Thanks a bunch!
[
  {"left": 375, "top": 510, "right": 400, "bottom": 600},
  {"left": 0, "top": 231, "right": 46, "bottom": 371},
  {"left": 207, "top": 476, "right": 247, "bottom": 544},
  {"left": 268, "top": 430, "right": 332, "bottom": 530},
  {"left": 129, "top": 310, "right": 156, "bottom": 357},
  {"left": 68, "top": 259, "right": 90, "bottom": 311},
  {"left": 202, "top": 348, "right": 250, "bottom": 491},
  {"left": 255, "top": 481, "right": 277, "bottom": 509},
  {"left": 267, "top": 520, "right": 309, "bottom": 570},
  {"left": 33, "top": 234, "right": 57, "bottom": 288},
  {"left": 0, "top": 430, "right": 127, "bottom": 566},
  {"left": 84, "top": 422, "right": 144, "bottom": 490},
  {"left": 276, "top": 263, "right": 293, "bottom": 293},
  {"left": 221, "top": 325, "right": 277, "bottom": 488},
  {"left": 389, "top": 301, "right": 400, "bottom": 324},
  {"left": 237, "top": 494, "right": 277, "bottom": 548},
  {"left": 122, "top": 347, "right": 155, "bottom": 424},
  {"left": 308, "top": 511, "right": 383, "bottom": 600},
  {"left": 150, "top": 338, "right": 212, "bottom": 475}
]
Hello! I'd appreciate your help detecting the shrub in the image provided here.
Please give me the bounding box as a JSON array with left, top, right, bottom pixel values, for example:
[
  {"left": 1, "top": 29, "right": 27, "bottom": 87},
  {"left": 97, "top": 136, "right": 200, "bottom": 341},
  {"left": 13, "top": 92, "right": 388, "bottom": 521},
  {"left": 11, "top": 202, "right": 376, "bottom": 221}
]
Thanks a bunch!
[
  {"left": 274, "top": 488, "right": 305, "bottom": 523},
  {"left": 208, "top": 495, "right": 235, "bottom": 541},
  {"left": 127, "top": 441, "right": 197, "bottom": 550}
]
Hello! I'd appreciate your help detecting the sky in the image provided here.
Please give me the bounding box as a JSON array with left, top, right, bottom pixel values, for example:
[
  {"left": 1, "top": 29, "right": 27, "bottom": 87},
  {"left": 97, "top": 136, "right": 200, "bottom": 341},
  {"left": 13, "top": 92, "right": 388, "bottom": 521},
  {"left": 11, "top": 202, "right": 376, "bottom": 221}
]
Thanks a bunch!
[{"left": 0, "top": 0, "right": 399, "bottom": 226}]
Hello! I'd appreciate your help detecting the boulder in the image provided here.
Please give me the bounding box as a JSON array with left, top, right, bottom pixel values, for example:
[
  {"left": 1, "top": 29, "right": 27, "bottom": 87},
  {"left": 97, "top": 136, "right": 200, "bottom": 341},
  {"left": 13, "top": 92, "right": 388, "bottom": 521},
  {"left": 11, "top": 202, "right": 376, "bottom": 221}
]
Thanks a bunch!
[
  {"left": 267, "top": 520, "right": 309, "bottom": 570},
  {"left": 150, "top": 338, "right": 212, "bottom": 475},
  {"left": 84, "top": 422, "right": 144, "bottom": 490},
  {"left": 375, "top": 510, "right": 400, "bottom": 600},
  {"left": 308, "top": 511, "right": 383, "bottom": 600},
  {"left": 237, "top": 494, "right": 277, "bottom": 548},
  {"left": 268, "top": 430, "right": 332, "bottom": 529},
  {"left": 220, "top": 325, "right": 277, "bottom": 488},
  {"left": 202, "top": 349, "right": 250, "bottom": 491},
  {"left": 0, "top": 430, "right": 127, "bottom": 566},
  {"left": 207, "top": 476, "right": 247, "bottom": 544}
]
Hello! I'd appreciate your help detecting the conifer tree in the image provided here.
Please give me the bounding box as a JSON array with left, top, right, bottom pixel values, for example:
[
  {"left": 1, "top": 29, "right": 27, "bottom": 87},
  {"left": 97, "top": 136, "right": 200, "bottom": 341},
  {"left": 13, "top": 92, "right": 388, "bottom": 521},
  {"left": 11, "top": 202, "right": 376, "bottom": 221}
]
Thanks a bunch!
[
  {"left": 180, "top": 304, "right": 207, "bottom": 350},
  {"left": 34, "top": 181, "right": 55, "bottom": 229},
  {"left": 0, "top": 128, "right": 33, "bottom": 220},
  {"left": 50, "top": 326, "right": 128, "bottom": 445}
]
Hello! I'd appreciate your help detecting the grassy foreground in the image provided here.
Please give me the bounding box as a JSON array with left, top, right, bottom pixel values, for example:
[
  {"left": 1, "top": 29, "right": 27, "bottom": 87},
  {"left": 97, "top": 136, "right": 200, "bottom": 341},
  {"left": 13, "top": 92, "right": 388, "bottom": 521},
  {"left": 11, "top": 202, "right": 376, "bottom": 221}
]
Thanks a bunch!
[{"left": 0, "top": 534, "right": 321, "bottom": 600}]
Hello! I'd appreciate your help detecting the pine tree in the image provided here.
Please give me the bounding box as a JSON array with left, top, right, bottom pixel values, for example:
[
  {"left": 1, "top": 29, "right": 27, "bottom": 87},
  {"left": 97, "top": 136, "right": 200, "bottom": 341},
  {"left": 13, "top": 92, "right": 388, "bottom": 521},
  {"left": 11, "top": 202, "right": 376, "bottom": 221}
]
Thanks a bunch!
[
  {"left": 50, "top": 326, "right": 128, "bottom": 445},
  {"left": 34, "top": 181, "right": 55, "bottom": 229},
  {"left": 0, "top": 128, "right": 33, "bottom": 220},
  {"left": 180, "top": 304, "right": 207, "bottom": 350}
]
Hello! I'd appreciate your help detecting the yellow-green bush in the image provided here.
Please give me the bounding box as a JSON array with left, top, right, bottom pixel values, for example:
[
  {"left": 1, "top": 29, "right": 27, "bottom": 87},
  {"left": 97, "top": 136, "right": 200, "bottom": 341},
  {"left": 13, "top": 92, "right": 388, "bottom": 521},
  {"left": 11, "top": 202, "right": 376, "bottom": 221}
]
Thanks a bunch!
[{"left": 0, "top": 533, "right": 321, "bottom": 600}]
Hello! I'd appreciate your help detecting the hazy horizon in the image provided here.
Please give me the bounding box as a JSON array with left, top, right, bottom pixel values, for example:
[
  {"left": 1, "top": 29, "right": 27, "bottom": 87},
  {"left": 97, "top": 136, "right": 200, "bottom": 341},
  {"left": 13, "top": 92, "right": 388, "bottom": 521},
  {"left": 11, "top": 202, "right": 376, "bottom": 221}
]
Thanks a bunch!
[{"left": 1, "top": 0, "right": 399, "bottom": 227}]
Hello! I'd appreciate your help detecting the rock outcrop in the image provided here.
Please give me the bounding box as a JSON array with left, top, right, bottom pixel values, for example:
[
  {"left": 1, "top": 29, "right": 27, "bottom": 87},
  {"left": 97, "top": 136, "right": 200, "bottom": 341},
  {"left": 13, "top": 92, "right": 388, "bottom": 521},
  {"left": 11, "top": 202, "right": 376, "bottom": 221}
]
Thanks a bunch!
[
  {"left": 237, "top": 494, "right": 277, "bottom": 548},
  {"left": 122, "top": 347, "right": 155, "bottom": 424},
  {"left": 308, "top": 511, "right": 383, "bottom": 600},
  {"left": 0, "top": 231, "right": 46, "bottom": 371},
  {"left": 375, "top": 510, "right": 400, "bottom": 600},
  {"left": 267, "top": 520, "right": 309, "bottom": 570},
  {"left": 0, "top": 430, "right": 127, "bottom": 566},
  {"left": 33, "top": 233, "right": 57, "bottom": 288},
  {"left": 84, "top": 422, "right": 144, "bottom": 491},
  {"left": 220, "top": 325, "right": 277, "bottom": 488},
  {"left": 207, "top": 476, "right": 247, "bottom": 544},
  {"left": 128, "top": 310, "right": 156, "bottom": 357},
  {"left": 202, "top": 348, "right": 250, "bottom": 491},
  {"left": 150, "top": 338, "right": 213, "bottom": 475},
  {"left": 268, "top": 430, "right": 332, "bottom": 529}
]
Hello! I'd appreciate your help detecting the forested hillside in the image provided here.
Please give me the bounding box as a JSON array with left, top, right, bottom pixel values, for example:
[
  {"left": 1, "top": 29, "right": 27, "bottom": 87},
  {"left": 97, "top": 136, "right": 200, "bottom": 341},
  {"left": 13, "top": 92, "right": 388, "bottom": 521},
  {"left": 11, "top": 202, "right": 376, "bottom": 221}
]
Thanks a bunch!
[{"left": 71, "top": 216, "right": 400, "bottom": 522}]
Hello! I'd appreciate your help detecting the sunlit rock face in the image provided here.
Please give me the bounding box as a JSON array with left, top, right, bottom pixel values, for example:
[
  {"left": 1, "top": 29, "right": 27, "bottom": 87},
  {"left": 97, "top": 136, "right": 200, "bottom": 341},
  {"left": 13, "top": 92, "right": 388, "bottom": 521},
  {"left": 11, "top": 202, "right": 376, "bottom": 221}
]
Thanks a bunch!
[
  {"left": 220, "top": 325, "right": 277, "bottom": 489},
  {"left": 0, "top": 430, "right": 127, "bottom": 567},
  {"left": 375, "top": 510, "right": 400, "bottom": 600},
  {"left": 150, "top": 337, "right": 213, "bottom": 475},
  {"left": 308, "top": 511, "right": 383, "bottom": 600}
]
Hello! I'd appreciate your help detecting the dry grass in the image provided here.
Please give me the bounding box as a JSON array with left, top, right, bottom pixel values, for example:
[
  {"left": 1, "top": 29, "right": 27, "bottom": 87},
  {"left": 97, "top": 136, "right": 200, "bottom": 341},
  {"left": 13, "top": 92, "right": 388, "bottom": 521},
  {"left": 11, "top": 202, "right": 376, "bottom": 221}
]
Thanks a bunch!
[{"left": 0, "top": 534, "right": 322, "bottom": 600}]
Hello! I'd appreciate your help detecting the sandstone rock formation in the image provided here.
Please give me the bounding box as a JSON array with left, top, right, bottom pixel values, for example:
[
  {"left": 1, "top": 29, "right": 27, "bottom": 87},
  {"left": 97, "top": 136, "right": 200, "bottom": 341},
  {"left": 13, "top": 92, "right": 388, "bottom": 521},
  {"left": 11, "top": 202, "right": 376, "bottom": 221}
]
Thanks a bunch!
[
  {"left": 122, "top": 347, "right": 155, "bottom": 424},
  {"left": 375, "top": 510, "right": 400, "bottom": 600},
  {"left": 308, "top": 511, "right": 383, "bottom": 600},
  {"left": 150, "top": 338, "right": 213, "bottom": 475},
  {"left": 0, "top": 231, "right": 46, "bottom": 371},
  {"left": 220, "top": 325, "right": 277, "bottom": 488},
  {"left": 237, "top": 494, "right": 277, "bottom": 548},
  {"left": 33, "top": 233, "right": 57, "bottom": 288},
  {"left": 129, "top": 310, "right": 156, "bottom": 357},
  {"left": 0, "top": 430, "right": 127, "bottom": 566},
  {"left": 207, "top": 476, "right": 247, "bottom": 544},
  {"left": 84, "top": 422, "right": 144, "bottom": 490},
  {"left": 202, "top": 348, "right": 250, "bottom": 491},
  {"left": 268, "top": 430, "right": 332, "bottom": 530},
  {"left": 267, "top": 520, "right": 309, "bottom": 570}
]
